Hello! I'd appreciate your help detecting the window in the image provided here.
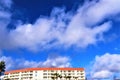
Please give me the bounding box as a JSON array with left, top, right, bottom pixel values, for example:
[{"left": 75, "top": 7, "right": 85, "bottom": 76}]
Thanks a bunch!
[
  {"left": 81, "top": 76, "right": 84, "bottom": 78},
  {"left": 43, "top": 73, "right": 47, "bottom": 75},
  {"left": 77, "top": 73, "right": 80, "bottom": 75},
  {"left": 43, "top": 70, "right": 47, "bottom": 72},
  {"left": 68, "top": 73, "right": 71, "bottom": 75},
  {"left": 48, "top": 73, "right": 51, "bottom": 75},
  {"left": 43, "top": 76, "right": 47, "bottom": 79},
  {"left": 81, "top": 73, "right": 84, "bottom": 75},
  {"left": 30, "top": 74, "right": 33, "bottom": 76},
  {"left": 30, "top": 71, "right": 33, "bottom": 73}
]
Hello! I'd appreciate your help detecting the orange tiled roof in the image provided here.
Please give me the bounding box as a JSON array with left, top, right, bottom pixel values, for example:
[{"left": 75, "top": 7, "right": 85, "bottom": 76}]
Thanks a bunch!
[{"left": 5, "top": 67, "right": 84, "bottom": 74}]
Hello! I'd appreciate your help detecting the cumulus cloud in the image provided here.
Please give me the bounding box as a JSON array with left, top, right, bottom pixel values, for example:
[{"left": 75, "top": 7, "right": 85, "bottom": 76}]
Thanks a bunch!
[
  {"left": 0, "top": 0, "right": 11, "bottom": 25},
  {"left": 93, "top": 70, "right": 113, "bottom": 79},
  {"left": 0, "top": 0, "right": 120, "bottom": 51},
  {"left": 89, "top": 53, "right": 120, "bottom": 79},
  {"left": 0, "top": 0, "right": 12, "bottom": 8},
  {"left": 0, "top": 0, "right": 11, "bottom": 51},
  {"left": 81, "top": 0, "right": 120, "bottom": 25},
  {"left": 0, "top": 55, "right": 71, "bottom": 71},
  {"left": 42, "top": 56, "right": 71, "bottom": 67}
]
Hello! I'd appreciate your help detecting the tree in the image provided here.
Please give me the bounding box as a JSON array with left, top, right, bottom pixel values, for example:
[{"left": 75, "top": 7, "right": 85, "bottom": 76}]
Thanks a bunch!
[
  {"left": 0, "top": 61, "right": 5, "bottom": 76},
  {"left": 51, "top": 73, "right": 59, "bottom": 80},
  {"left": 51, "top": 76, "right": 55, "bottom": 80},
  {"left": 67, "top": 76, "right": 71, "bottom": 80},
  {"left": 64, "top": 74, "right": 68, "bottom": 80},
  {"left": 73, "top": 77, "right": 78, "bottom": 80},
  {"left": 58, "top": 74, "right": 62, "bottom": 80}
]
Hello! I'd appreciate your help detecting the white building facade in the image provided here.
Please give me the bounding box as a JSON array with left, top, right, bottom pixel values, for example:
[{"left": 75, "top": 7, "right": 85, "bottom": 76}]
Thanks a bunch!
[{"left": 4, "top": 68, "right": 85, "bottom": 80}]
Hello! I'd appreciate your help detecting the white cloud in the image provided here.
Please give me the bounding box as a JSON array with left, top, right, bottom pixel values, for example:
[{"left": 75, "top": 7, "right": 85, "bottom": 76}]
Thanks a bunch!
[
  {"left": 42, "top": 56, "right": 71, "bottom": 67},
  {"left": 0, "top": 0, "right": 12, "bottom": 8},
  {"left": 0, "top": 0, "right": 11, "bottom": 50},
  {"left": 62, "top": 22, "right": 111, "bottom": 47},
  {"left": 81, "top": 0, "right": 120, "bottom": 25},
  {"left": 0, "top": 55, "right": 71, "bottom": 71},
  {"left": 0, "top": 0, "right": 120, "bottom": 51},
  {"left": 93, "top": 70, "right": 113, "bottom": 79},
  {"left": 89, "top": 53, "right": 120, "bottom": 78},
  {"left": 0, "top": 0, "right": 11, "bottom": 21}
]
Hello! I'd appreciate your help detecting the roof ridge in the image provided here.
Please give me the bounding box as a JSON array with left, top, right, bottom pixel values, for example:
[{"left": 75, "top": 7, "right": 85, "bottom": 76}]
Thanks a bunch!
[{"left": 5, "top": 67, "right": 84, "bottom": 74}]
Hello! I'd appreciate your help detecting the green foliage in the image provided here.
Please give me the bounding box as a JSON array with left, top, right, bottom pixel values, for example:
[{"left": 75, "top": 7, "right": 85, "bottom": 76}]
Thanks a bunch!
[
  {"left": 51, "top": 73, "right": 62, "bottom": 80},
  {"left": 0, "top": 61, "right": 5, "bottom": 75},
  {"left": 67, "top": 75, "right": 71, "bottom": 80},
  {"left": 51, "top": 73, "right": 73, "bottom": 80}
]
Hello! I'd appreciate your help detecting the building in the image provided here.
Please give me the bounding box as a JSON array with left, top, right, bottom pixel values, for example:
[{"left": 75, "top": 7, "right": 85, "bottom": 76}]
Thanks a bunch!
[{"left": 4, "top": 68, "right": 85, "bottom": 80}]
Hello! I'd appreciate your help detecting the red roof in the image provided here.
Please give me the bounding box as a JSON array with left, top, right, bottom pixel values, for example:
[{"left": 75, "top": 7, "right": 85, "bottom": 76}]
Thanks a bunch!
[{"left": 5, "top": 68, "right": 84, "bottom": 74}]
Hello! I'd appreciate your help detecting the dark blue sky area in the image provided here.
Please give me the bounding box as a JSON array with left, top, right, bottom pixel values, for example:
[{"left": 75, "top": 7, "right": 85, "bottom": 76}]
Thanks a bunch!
[{"left": 11, "top": 0, "right": 84, "bottom": 23}]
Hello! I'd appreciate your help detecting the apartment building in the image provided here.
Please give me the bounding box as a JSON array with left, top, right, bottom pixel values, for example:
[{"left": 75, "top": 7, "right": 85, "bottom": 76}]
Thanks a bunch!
[{"left": 4, "top": 68, "right": 85, "bottom": 80}]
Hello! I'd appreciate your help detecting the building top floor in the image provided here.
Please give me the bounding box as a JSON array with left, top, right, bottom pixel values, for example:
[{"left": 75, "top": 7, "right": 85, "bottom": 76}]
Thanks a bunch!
[{"left": 5, "top": 67, "right": 85, "bottom": 75}]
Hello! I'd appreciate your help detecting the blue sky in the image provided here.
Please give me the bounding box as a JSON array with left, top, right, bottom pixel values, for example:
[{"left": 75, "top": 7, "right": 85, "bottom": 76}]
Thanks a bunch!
[{"left": 0, "top": 0, "right": 120, "bottom": 79}]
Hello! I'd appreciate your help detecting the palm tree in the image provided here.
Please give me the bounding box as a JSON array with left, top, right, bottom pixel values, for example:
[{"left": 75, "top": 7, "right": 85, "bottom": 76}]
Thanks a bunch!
[
  {"left": 51, "top": 73, "right": 55, "bottom": 80},
  {"left": 73, "top": 77, "right": 78, "bottom": 80},
  {"left": 51, "top": 73, "right": 59, "bottom": 80},
  {"left": 64, "top": 74, "right": 68, "bottom": 80},
  {"left": 67, "top": 76, "right": 71, "bottom": 80},
  {"left": 67, "top": 73, "right": 71, "bottom": 80},
  {"left": 58, "top": 74, "right": 62, "bottom": 80},
  {"left": 0, "top": 61, "right": 5, "bottom": 76},
  {"left": 51, "top": 76, "right": 55, "bottom": 80}
]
